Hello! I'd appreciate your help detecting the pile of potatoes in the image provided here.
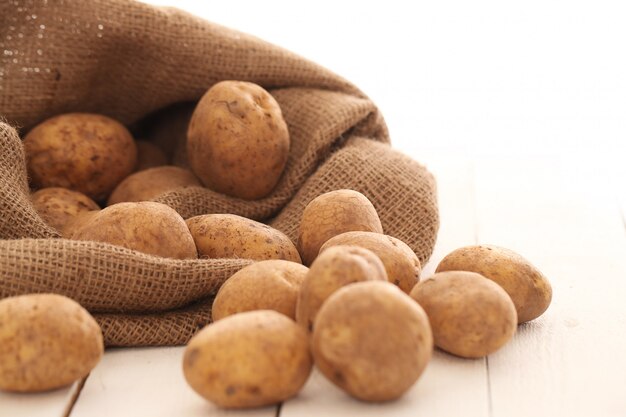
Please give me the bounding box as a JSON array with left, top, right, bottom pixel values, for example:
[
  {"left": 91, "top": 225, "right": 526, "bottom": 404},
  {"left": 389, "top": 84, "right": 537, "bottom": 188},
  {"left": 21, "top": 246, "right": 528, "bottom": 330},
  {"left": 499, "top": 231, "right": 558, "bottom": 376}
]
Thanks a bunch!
[{"left": 0, "top": 80, "right": 553, "bottom": 407}]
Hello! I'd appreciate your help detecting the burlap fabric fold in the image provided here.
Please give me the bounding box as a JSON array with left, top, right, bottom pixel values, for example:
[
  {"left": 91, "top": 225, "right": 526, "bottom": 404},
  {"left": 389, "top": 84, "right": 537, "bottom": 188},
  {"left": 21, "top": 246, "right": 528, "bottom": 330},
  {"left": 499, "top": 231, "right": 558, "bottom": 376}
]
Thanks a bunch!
[{"left": 0, "top": 0, "right": 439, "bottom": 346}]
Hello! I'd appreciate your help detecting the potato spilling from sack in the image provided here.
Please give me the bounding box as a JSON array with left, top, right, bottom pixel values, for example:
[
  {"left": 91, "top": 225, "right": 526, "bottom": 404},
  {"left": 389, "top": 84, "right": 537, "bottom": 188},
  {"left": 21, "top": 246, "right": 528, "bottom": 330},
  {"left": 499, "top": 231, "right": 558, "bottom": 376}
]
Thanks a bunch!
[
  {"left": 0, "top": 294, "right": 103, "bottom": 392},
  {"left": 31, "top": 187, "right": 100, "bottom": 233}
]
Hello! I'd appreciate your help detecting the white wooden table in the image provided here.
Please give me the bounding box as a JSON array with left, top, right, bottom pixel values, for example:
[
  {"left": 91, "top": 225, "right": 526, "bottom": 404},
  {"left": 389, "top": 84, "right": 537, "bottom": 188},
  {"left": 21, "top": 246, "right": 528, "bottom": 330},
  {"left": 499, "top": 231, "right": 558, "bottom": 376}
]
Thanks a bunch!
[{"left": 3, "top": 153, "right": 626, "bottom": 417}]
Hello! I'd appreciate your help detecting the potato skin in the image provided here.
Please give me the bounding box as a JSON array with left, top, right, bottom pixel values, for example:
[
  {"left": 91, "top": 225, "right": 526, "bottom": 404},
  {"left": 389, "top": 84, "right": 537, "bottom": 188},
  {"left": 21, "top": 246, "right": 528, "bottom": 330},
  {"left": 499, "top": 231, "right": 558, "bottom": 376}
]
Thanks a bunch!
[
  {"left": 186, "top": 214, "right": 301, "bottom": 263},
  {"left": 135, "top": 140, "right": 168, "bottom": 171},
  {"left": 187, "top": 81, "right": 290, "bottom": 200},
  {"left": 296, "top": 245, "right": 387, "bottom": 332},
  {"left": 108, "top": 165, "right": 201, "bottom": 205},
  {"left": 69, "top": 202, "right": 197, "bottom": 259},
  {"left": 320, "top": 231, "right": 420, "bottom": 294},
  {"left": 183, "top": 310, "right": 312, "bottom": 408},
  {"left": 212, "top": 260, "right": 308, "bottom": 321},
  {"left": 0, "top": 294, "right": 103, "bottom": 392},
  {"left": 297, "top": 190, "right": 384, "bottom": 266},
  {"left": 24, "top": 113, "right": 137, "bottom": 200},
  {"left": 313, "top": 281, "right": 432, "bottom": 402},
  {"left": 410, "top": 271, "right": 517, "bottom": 358},
  {"left": 31, "top": 187, "right": 99, "bottom": 233},
  {"left": 435, "top": 245, "right": 552, "bottom": 323}
]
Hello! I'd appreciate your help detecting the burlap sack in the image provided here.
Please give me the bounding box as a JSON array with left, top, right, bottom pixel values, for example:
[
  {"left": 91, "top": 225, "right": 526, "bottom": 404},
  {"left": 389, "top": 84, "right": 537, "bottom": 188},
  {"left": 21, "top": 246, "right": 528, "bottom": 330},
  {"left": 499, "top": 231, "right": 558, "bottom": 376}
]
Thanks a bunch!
[{"left": 0, "top": 0, "right": 439, "bottom": 346}]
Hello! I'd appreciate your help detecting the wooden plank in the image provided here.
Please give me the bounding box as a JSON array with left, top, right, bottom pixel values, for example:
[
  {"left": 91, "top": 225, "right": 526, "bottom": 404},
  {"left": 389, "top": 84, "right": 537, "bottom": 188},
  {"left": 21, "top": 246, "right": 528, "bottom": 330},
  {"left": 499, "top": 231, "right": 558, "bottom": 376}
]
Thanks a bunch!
[
  {"left": 69, "top": 347, "right": 277, "bottom": 417},
  {"left": 281, "top": 156, "right": 490, "bottom": 416},
  {"left": 0, "top": 381, "right": 82, "bottom": 417},
  {"left": 474, "top": 156, "right": 626, "bottom": 417}
]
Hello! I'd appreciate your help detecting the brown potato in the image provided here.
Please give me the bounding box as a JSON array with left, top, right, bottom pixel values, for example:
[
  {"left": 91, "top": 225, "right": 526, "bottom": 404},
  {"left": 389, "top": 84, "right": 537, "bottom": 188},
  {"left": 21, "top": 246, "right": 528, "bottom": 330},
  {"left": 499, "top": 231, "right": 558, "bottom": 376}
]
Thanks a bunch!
[
  {"left": 410, "top": 271, "right": 517, "bottom": 358},
  {"left": 62, "top": 210, "right": 100, "bottom": 238},
  {"left": 296, "top": 245, "right": 387, "bottom": 332},
  {"left": 297, "top": 189, "right": 384, "bottom": 265},
  {"left": 186, "top": 214, "right": 301, "bottom": 263},
  {"left": 313, "top": 281, "right": 432, "bottom": 402},
  {"left": 187, "top": 80, "right": 289, "bottom": 200},
  {"left": 108, "top": 166, "right": 201, "bottom": 205},
  {"left": 24, "top": 113, "right": 137, "bottom": 200},
  {"left": 0, "top": 293, "right": 103, "bottom": 392},
  {"left": 31, "top": 187, "right": 99, "bottom": 233},
  {"left": 212, "top": 260, "right": 308, "bottom": 321},
  {"left": 435, "top": 245, "right": 552, "bottom": 323},
  {"left": 320, "top": 231, "right": 420, "bottom": 294},
  {"left": 69, "top": 201, "right": 197, "bottom": 259},
  {"left": 183, "top": 310, "right": 312, "bottom": 408},
  {"left": 135, "top": 140, "right": 168, "bottom": 171}
]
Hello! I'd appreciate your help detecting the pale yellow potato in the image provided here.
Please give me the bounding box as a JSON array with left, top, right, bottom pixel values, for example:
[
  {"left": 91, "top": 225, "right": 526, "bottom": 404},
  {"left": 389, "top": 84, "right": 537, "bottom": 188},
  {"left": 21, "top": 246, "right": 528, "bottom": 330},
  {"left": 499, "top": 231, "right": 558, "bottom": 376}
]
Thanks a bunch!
[
  {"left": 212, "top": 260, "right": 308, "bottom": 321},
  {"left": 31, "top": 187, "right": 99, "bottom": 233},
  {"left": 24, "top": 113, "right": 137, "bottom": 200},
  {"left": 312, "top": 281, "right": 433, "bottom": 402},
  {"left": 183, "top": 310, "right": 312, "bottom": 408},
  {"left": 186, "top": 214, "right": 301, "bottom": 263},
  {"left": 436, "top": 245, "right": 552, "bottom": 323},
  {"left": 187, "top": 80, "right": 289, "bottom": 200},
  {"left": 297, "top": 189, "right": 383, "bottom": 265},
  {"left": 69, "top": 201, "right": 197, "bottom": 259},
  {"left": 320, "top": 231, "right": 420, "bottom": 293},
  {"left": 296, "top": 245, "right": 387, "bottom": 332},
  {"left": 410, "top": 271, "right": 517, "bottom": 358},
  {"left": 108, "top": 165, "right": 201, "bottom": 205},
  {"left": 0, "top": 294, "right": 103, "bottom": 392},
  {"left": 135, "top": 140, "right": 168, "bottom": 171}
]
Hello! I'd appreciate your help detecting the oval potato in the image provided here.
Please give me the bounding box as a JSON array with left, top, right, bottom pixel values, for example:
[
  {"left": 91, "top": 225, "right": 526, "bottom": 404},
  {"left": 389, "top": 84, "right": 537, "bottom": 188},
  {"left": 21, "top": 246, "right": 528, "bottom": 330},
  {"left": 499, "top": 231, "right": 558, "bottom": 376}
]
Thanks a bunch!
[
  {"left": 187, "top": 81, "right": 289, "bottom": 200},
  {"left": 183, "top": 310, "right": 312, "bottom": 408},
  {"left": 31, "top": 187, "right": 99, "bottom": 233},
  {"left": 212, "top": 260, "right": 308, "bottom": 321},
  {"left": 436, "top": 245, "right": 552, "bottom": 323},
  {"left": 410, "top": 271, "right": 517, "bottom": 358},
  {"left": 297, "top": 189, "right": 383, "bottom": 265},
  {"left": 320, "top": 231, "right": 420, "bottom": 293},
  {"left": 0, "top": 294, "right": 103, "bottom": 392},
  {"left": 313, "top": 281, "right": 433, "bottom": 402},
  {"left": 186, "top": 214, "right": 301, "bottom": 263}
]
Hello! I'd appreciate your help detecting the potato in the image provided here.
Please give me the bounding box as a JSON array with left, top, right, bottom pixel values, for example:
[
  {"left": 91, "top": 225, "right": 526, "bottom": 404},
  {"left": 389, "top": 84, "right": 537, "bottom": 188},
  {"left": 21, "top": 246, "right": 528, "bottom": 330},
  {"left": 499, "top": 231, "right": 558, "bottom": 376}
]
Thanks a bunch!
[
  {"left": 0, "top": 294, "right": 103, "bottom": 392},
  {"left": 212, "top": 260, "right": 308, "bottom": 321},
  {"left": 108, "top": 166, "right": 201, "bottom": 205},
  {"left": 31, "top": 187, "right": 99, "bottom": 233},
  {"left": 435, "top": 245, "right": 552, "bottom": 323},
  {"left": 296, "top": 245, "right": 387, "bottom": 332},
  {"left": 135, "top": 140, "right": 168, "bottom": 171},
  {"left": 410, "top": 271, "right": 517, "bottom": 358},
  {"left": 297, "top": 189, "right": 384, "bottom": 265},
  {"left": 312, "top": 281, "right": 432, "bottom": 402},
  {"left": 186, "top": 214, "right": 300, "bottom": 263},
  {"left": 69, "top": 201, "right": 197, "bottom": 259},
  {"left": 320, "top": 231, "right": 420, "bottom": 294},
  {"left": 62, "top": 209, "right": 100, "bottom": 238},
  {"left": 187, "top": 80, "right": 289, "bottom": 200},
  {"left": 24, "top": 113, "right": 137, "bottom": 200},
  {"left": 183, "top": 310, "right": 312, "bottom": 408}
]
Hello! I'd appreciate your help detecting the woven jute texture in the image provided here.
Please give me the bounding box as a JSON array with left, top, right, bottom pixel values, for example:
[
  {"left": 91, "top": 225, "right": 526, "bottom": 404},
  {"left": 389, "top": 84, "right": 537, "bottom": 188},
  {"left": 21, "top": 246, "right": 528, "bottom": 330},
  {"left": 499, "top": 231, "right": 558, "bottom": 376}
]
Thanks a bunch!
[{"left": 0, "top": 0, "right": 439, "bottom": 346}]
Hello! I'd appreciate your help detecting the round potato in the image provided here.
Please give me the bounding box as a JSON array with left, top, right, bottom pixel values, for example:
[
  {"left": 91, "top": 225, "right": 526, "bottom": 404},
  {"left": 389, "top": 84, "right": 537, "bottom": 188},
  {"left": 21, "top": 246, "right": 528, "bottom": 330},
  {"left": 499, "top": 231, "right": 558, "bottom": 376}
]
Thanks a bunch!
[
  {"left": 62, "top": 209, "right": 100, "bottom": 238},
  {"left": 187, "top": 80, "right": 290, "bottom": 200},
  {"left": 296, "top": 245, "right": 387, "bottom": 332},
  {"left": 108, "top": 166, "right": 201, "bottom": 205},
  {"left": 297, "top": 189, "right": 384, "bottom": 265},
  {"left": 320, "top": 231, "right": 420, "bottom": 294},
  {"left": 24, "top": 113, "right": 137, "bottom": 200},
  {"left": 0, "top": 293, "right": 103, "bottom": 392},
  {"left": 313, "top": 281, "right": 432, "bottom": 402},
  {"left": 435, "top": 245, "right": 552, "bottom": 323},
  {"left": 135, "top": 140, "right": 168, "bottom": 171},
  {"left": 183, "top": 310, "right": 312, "bottom": 408},
  {"left": 31, "top": 187, "right": 100, "bottom": 233},
  {"left": 410, "top": 271, "right": 517, "bottom": 358},
  {"left": 186, "top": 214, "right": 301, "bottom": 263},
  {"left": 212, "top": 260, "right": 308, "bottom": 321},
  {"left": 69, "top": 201, "right": 197, "bottom": 259}
]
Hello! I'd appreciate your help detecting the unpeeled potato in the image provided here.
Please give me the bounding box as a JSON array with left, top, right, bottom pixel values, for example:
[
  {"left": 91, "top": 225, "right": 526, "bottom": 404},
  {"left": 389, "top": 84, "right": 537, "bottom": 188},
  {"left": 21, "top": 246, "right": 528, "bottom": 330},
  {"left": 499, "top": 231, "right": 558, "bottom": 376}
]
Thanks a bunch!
[{"left": 31, "top": 187, "right": 99, "bottom": 233}]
